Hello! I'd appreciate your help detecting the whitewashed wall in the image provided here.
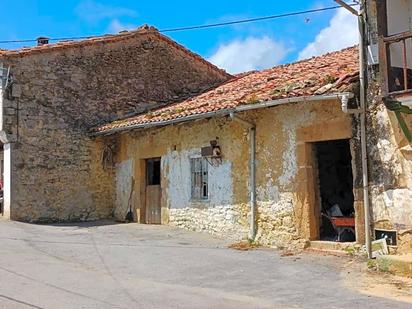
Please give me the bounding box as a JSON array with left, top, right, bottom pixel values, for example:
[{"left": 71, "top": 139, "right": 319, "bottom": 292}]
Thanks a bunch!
[
  {"left": 114, "top": 159, "right": 133, "bottom": 220},
  {"left": 162, "top": 149, "right": 233, "bottom": 209}
]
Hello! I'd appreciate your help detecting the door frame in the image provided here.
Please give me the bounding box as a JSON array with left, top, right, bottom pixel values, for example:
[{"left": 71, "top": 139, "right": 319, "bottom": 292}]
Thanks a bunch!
[{"left": 295, "top": 117, "right": 365, "bottom": 243}]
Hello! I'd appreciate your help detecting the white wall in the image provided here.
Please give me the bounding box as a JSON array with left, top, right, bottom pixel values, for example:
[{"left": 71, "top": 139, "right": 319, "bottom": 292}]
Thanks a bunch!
[
  {"left": 114, "top": 159, "right": 133, "bottom": 220},
  {"left": 163, "top": 149, "right": 233, "bottom": 209},
  {"left": 387, "top": 0, "right": 412, "bottom": 68},
  {"left": 387, "top": 0, "right": 412, "bottom": 35},
  {"left": 0, "top": 63, "right": 7, "bottom": 218},
  {"left": 3, "top": 143, "right": 11, "bottom": 218}
]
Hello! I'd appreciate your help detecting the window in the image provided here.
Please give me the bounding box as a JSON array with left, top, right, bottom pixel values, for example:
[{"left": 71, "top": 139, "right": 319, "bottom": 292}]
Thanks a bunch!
[{"left": 190, "top": 157, "right": 208, "bottom": 200}]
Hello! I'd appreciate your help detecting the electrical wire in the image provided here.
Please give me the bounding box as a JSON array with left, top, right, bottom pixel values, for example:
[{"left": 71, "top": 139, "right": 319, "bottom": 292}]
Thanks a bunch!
[
  {"left": 159, "top": 4, "right": 356, "bottom": 33},
  {"left": 0, "top": 3, "right": 358, "bottom": 45}
]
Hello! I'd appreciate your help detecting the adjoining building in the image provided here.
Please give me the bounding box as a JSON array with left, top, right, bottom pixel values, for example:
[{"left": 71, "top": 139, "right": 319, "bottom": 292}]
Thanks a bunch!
[
  {"left": 92, "top": 46, "right": 362, "bottom": 248},
  {"left": 364, "top": 0, "right": 412, "bottom": 253}
]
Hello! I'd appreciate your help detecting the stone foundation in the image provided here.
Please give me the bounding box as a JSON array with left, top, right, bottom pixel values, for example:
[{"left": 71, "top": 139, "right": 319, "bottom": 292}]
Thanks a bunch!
[
  {"left": 168, "top": 198, "right": 299, "bottom": 248},
  {"left": 168, "top": 204, "right": 249, "bottom": 240},
  {"left": 255, "top": 201, "right": 297, "bottom": 247}
]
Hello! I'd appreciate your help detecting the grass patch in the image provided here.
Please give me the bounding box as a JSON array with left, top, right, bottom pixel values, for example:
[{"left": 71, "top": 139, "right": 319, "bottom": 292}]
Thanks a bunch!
[
  {"left": 367, "top": 259, "right": 377, "bottom": 270},
  {"left": 344, "top": 247, "right": 355, "bottom": 256}
]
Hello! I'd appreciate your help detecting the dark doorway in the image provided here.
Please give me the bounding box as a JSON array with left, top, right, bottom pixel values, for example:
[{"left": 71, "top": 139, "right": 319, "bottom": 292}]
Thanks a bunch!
[
  {"left": 315, "top": 139, "right": 355, "bottom": 242},
  {"left": 147, "top": 159, "right": 161, "bottom": 185},
  {"left": 145, "top": 158, "right": 161, "bottom": 224}
]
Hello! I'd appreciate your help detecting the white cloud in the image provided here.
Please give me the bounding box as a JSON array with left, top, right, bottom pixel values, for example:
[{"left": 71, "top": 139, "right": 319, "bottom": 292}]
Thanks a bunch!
[
  {"left": 208, "top": 36, "right": 289, "bottom": 74},
  {"left": 76, "top": 0, "right": 136, "bottom": 24},
  {"left": 108, "top": 19, "right": 136, "bottom": 33},
  {"left": 298, "top": 8, "right": 358, "bottom": 60}
]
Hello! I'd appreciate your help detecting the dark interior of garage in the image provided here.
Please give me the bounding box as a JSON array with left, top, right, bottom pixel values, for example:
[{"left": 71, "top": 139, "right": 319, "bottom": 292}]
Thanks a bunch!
[{"left": 315, "top": 139, "right": 355, "bottom": 242}]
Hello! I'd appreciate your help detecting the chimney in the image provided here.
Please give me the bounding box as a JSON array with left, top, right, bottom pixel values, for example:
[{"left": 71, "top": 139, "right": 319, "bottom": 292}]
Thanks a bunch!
[{"left": 37, "top": 37, "right": 49, "bottom": 46}]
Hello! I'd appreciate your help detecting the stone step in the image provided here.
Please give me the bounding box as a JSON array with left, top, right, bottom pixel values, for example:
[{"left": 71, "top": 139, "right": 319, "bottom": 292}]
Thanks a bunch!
[
  {"left": 309, "top": 240, "right": 356, "bottom": 250},
  {"left": 306, "top": 240, "right": 359, "bottom": 256},
  {"left": 306, "top": 247, "right": 350, "bottom": 256}
]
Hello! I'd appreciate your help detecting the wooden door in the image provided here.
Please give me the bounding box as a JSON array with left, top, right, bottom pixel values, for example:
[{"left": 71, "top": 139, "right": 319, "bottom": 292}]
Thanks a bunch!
[
  {"left": 145, "top": 158, "right": 161, "bottom": 224},
  {"left": 146, "top": 185, "right": 161, "bottom": 224}
]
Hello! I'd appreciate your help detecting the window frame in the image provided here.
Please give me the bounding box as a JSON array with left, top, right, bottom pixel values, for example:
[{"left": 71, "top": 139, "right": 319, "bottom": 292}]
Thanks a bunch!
[{"left": 190, "top": 156, "right": 209, "bottom": 201}]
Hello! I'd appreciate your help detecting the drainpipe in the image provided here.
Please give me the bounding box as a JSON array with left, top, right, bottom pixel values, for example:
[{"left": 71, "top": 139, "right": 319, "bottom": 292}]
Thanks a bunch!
[
  {"left": 336, "top": 0, "right": 372, "bottom": 258},
  {"left": 335, "top": 0, "right": 372, "bottom": 259},
  {"left": 340, "top": 93, "right": 362, "bottom": 114},
  {"left": 229, "top": 112, "right": 256, "bottom": 240}
]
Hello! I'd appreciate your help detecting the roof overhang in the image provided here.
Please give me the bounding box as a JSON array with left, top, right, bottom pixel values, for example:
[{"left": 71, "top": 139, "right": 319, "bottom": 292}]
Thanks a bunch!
[{"left": 91, "top": 92, "right": 355, "bottom": 137}]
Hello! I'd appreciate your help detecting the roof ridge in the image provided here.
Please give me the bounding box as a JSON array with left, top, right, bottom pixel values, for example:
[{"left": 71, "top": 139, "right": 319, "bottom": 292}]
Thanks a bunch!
[{"left": 0, "top": 24, "right": 232, "bottom": 79}]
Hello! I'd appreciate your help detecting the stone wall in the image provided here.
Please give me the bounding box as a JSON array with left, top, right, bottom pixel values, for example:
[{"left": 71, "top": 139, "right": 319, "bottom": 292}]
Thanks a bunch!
[
  {"left": 169, "top": 204, "right": 249, "bottom": 241},
  {"left": 0, "top": 29, "right": 230, "bottom": 221},
  {"left": 365, "top": 0, "right": 412, "bottom": 252},
  {"left": 112, "top": 99, "right": 356, "bottom": 248}
]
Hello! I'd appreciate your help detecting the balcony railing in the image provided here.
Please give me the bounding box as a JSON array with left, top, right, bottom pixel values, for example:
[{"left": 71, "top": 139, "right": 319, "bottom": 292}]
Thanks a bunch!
[{"left": 380, "top": 30, "right": 412, "bottom": 95}]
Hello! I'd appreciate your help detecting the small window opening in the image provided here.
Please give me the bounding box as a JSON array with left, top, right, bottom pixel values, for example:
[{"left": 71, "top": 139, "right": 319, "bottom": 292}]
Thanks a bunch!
[
  {"left": 147, "top": 158, "right": 161, "bottom": 185},
  {"left": 190, "top": 157, "right": 208, "bottom": 200},
  {"left": 315, "top": 139, "right": 355, "bottom": 242}
]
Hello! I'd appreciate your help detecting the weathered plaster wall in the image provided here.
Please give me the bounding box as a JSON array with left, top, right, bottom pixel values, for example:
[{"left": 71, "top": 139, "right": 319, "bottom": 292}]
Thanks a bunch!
[
  {"left": 365, "top": 0, "right": 412, "bottom": 252},
  {"left": 366, "top": 100, "right": 412, "bottom": 253},
  {"left": 0, "top": 31, "right": 229, "bottom": 221},
  {"left": 114, "top": 159, "right": 133, "bottom": 220},
  {"left": 366, "top": 98, "right": 412, "bottom": 252},
  {"left": 112, "top": 99, "right": 356, "bottom": 247},
  {"left": 113, "top": 116, "right": 250, "bottom": 237},
  {"left": 162, "top": 149, "right": 234, "bottom": 209},
  {"left": 164, "top": 149, "right": 240, "bottom": 237}
]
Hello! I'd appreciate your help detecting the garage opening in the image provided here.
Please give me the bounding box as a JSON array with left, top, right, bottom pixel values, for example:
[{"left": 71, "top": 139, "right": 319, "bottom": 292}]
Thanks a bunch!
[{"left": 315, "top": 139, "right": 355, "bottom": 242}]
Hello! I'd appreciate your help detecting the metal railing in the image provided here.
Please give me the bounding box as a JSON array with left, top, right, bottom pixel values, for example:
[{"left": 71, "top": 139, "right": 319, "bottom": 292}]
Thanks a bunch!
[{"left": 380, "top": 30, "right": 412, "bottom": 95}]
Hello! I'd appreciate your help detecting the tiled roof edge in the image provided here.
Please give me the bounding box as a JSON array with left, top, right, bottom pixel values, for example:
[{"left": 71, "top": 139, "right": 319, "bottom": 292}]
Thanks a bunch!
[{"left": 91, "top": 92, "right": 355, "bottom": 136}]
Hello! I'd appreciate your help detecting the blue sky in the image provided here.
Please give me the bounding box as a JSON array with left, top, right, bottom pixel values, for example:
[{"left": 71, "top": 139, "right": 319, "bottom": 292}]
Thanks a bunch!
[{"left": 0, "top": 0, "right": 358, "bottom": 74}]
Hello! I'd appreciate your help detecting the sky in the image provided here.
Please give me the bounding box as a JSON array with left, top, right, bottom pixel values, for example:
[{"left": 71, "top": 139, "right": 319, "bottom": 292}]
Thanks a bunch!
[{"left": 0, "top": 0, "right": 358, "bottom": 74}]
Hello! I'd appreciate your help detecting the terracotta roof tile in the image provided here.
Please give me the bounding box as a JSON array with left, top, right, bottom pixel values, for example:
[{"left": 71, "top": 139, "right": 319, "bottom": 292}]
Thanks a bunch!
[{"left": 94, "top": 46, "right": 358, "bottom": 134}]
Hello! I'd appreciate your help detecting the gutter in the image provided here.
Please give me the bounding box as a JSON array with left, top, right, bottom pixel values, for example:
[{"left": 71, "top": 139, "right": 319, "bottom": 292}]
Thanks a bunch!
[
  {"left": 229, "top": 113, "right": 256, "bottom": 240},
  {"left": 91, "top": 92, "right": 354, "bottom": 137}
]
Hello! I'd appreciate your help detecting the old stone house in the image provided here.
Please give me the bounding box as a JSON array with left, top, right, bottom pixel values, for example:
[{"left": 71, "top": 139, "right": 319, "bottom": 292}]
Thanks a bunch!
[
  {"left": 92, "top": 46, "right": 362, "bottom": 248},
  {"left": 0, "top": 26, "right": 230, "bottom": 221},
  {"left": 0, "top": 18, "right": 410, "bottom": 254}
]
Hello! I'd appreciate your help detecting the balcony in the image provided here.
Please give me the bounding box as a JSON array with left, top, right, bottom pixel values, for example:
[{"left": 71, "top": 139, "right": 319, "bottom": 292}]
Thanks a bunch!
[{"left": 380, "top": 30, "right": 412, "bottom": 96}]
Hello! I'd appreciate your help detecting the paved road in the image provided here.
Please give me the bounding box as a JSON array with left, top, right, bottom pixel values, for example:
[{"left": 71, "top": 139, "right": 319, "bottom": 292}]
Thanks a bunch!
[{"left": 0, "top": 219, "right": 410, "bottom": 308}]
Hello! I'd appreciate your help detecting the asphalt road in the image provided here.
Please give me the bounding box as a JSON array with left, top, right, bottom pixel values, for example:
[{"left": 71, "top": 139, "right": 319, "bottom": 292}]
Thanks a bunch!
[{"left": 0, "top": 219, "right": 410, "bottom": 308}]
